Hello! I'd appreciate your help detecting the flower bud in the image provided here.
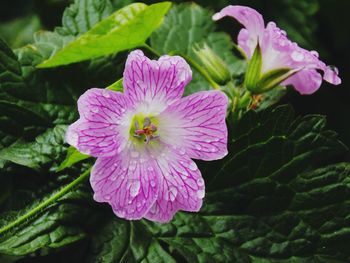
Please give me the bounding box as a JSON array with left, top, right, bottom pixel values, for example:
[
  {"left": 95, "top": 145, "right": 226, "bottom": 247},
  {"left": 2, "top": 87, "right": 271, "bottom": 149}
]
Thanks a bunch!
[
  {"left": 193, "top": 44, "right": 231, "bottom": 85},
  {"left": 245, "top": 44, "right": 299, "bottom": 94}
]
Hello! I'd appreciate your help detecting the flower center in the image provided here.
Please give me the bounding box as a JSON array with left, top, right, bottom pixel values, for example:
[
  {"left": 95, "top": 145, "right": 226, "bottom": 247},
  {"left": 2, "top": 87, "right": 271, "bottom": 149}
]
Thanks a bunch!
[{"left": 132, "top": 116, "right": 159, "bottom": 144}]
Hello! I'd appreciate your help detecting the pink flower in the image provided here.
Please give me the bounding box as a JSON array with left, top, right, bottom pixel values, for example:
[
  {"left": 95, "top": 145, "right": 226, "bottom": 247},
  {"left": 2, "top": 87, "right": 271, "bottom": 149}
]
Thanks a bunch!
[
  {"left": 213, "top": 5, "right": 341, "bottom": 94},
  {"left": 66, "top": 50, "right": 228, "bottom": 223}
]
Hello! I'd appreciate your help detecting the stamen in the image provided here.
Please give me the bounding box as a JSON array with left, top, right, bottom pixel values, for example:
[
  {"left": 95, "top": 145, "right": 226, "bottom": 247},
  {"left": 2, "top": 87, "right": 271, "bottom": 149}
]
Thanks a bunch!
[{"left": 133, "top": 117, "right": 159, "bottom": 144}]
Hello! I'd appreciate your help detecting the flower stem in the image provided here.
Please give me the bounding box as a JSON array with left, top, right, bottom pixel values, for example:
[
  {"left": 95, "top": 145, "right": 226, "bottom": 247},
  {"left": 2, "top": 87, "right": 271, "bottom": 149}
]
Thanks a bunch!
[
  {"left": 0, "top": 168, "right": 91, "bottom": 236},
  {"left": 227, "top": 82, "right": 240, "bottom": 98},
  {"left": 142, "top": 43, "right": 161, "bottom": 57}
]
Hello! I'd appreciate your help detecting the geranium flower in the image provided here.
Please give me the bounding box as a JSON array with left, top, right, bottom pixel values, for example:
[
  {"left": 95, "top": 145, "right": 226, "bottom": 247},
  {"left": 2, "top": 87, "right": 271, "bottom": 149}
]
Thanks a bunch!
[
  {"left": 213, "top": 5, "right": 341, "bottom": 94},
  {"left": 66, "top": 50, "right": 228, "bottom": 223}
]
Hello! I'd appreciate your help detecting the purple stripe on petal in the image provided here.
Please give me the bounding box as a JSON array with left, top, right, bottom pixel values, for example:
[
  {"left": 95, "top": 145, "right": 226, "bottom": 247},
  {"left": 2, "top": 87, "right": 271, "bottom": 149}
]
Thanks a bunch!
[
  {"left": 144, "top": 149, "right": 205, "bottom": 223},
  {"left": 65, "top": 88, "right": 132, "bottom": 157},
  {"left": 90, "top": 150, "right": 160, "bottom": 220}
]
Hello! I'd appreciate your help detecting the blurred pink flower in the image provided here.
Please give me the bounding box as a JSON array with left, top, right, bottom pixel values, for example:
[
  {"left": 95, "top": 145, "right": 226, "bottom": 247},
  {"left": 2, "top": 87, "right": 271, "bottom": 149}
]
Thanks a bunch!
[
  {"left": 66, "top": 50, "right": 228, "bottom": 223},
  {"left": 213, "top": 5, "right": 341, "bottom": 94}
]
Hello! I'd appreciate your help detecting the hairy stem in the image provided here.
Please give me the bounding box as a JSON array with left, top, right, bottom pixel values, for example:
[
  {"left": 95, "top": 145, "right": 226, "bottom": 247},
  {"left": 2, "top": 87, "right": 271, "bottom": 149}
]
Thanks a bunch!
[{"left": 0, "top": 168, "right": 91, "bottom": 236}]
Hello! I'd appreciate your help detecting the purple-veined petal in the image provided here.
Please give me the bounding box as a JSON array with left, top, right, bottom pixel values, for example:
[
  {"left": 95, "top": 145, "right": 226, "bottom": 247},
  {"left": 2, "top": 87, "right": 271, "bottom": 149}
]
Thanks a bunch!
[
  {"left": 90, "top": 149, "right": 160, "bottom": 220},
  {"left": 158, "top": 91, "right": 228, "bottom": 161},
  {"left": 66, "top": 88, "right": 132, "bottom": 157},
  {"left": 144, "top": 149, "right": 205, "bottom": 223},
  {"left": 123, "top": 50, "right": 192, "bottom": 108},
  {"left": 213, "top": 5, "right": 265, "bottom": 58}
]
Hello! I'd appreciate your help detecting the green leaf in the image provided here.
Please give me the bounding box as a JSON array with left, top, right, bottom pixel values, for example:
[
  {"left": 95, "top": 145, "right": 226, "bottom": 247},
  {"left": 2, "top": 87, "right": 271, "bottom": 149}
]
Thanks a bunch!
[
  {"left": 0, "top": 173, "right": 94, "bottom": 257},
  {"left": 38, "top": 2, "right": 172, "bottom": 68},
  {"left": 56, "top": 146, "right": 91, "bottom": 172},
  {"left": 0, "top": 125, "right": 67, "bottom": 170},
  {"left": 244, "top": 43, "right": 262, "bottom": 93},
  {"left": 106, "top": 78, "right": 123, "bottom": 91},
  {"left": 150, "top": 3, "right": 245, "bottom": 94},
  {"left": 257, "top": 68, "right": 299, "bottom": 93}
]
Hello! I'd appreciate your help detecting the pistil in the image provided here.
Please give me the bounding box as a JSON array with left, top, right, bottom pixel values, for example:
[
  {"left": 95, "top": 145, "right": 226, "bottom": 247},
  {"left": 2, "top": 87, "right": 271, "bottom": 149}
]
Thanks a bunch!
[{"left": 133, "top": 117, "right": 159, "bottom": 144}]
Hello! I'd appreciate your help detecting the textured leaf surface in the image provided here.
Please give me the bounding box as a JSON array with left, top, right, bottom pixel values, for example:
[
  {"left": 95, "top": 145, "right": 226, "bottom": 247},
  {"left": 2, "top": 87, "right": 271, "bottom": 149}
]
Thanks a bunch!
[
  {"left": 38, "top": 2, "right": 171, "bottom": 68},
  {"left": 0, "top": 179, "right": 95, "bottom": 257},
  {"left": 0, "top": 125, "right": 67, "bottom": 170}
]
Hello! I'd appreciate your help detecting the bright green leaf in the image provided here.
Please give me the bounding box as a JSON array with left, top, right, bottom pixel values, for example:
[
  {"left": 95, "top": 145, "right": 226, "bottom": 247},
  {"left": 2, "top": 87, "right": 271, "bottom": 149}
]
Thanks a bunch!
[
  {"left": 56, "top": 146, "right": 91, "bottom": 172},
  {"left": 37, "top": 2, "right": 172, "bottom": 68}
]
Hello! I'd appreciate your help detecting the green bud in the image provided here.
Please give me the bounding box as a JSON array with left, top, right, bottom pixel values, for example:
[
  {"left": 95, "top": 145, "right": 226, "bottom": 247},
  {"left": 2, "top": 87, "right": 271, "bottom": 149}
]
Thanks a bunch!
[
  {"left": 193, "top": 44, "right": 231, "bottom": 85},
  {"left": 244, "top": 43, "right": 262, "bottom": 93},
  {"left": 256, "top": 68, "right": 299, "bottom": 93},
  {"left": 245, "top": 44, "right": 300, "bottom": 94}
]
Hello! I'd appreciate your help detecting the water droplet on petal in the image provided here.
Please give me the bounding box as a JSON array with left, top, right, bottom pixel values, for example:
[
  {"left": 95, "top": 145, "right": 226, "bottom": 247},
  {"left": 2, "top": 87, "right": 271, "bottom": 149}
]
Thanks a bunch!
[
  {"left": 99, "top": 141, "right": 109, "bottom": 147},
  {"left": 91, "top": 107, "right": 99, "bottom": 113},
  {"left": 195, "top": 144, "right": 202, "bottom": 150},
  {"left": 180, "top": 170, "right": 189, "bottom": 177},
  {"left": 197, "top": 178, "right": 205, "bottom": 187},
  {"left": 179, "top": 149, "right": 186, "bottom": 155},
  {"left": 210, "top": 147, "right": 217, "bottom": 153},
  {"left": 188, "top": 162, "right": 197, "bottom": 171},
  {"left": 205, "top": 138, "right": 212, "bottom": 143},
  {"left": 196, "top": 189, "right": 205, "bottom": 198},
  {"left": 129, "top": 181, "right": 140, "bottom": 197},
  {"left": 291, "top": 51, "right": 304, "bottom": 62},
  {"left": 102, "top": 89, "right": 110, "bottom": 98},
  {"left": 169, "top": 187, "right": 178, "bottom": 202},
  {"left": 150, "top": 180, "right": 156, "bottom": 187},
  {"left": 137, "top": 202, "right": 142, "bottom": 208},
  {"left": 105, "top": 194, "right": 111, "bottom": 200},
  {"left": 311, "top": 50, "right": 319, "bottom": 57},
  {"left": 110, "top": 175, "right": 117, "bottom": 181}
]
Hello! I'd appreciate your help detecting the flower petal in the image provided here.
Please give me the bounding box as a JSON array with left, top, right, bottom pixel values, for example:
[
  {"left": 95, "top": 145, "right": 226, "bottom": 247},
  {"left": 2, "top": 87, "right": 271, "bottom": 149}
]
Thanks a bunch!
[
  {"left": 123, "top": 50, "right": 192, "bottom": 108},
  {"left": 66, "top": 88, "right": 131, "bottom": 157},
  {"left": 213, "top": 5, "right": 265, "bottom": 58},
  {"left": 282, "top": 69, "right": 323, "bottom": 95},
  {"left": 158, "top": 91, "right": 228, "bottom": 161},
  {"left": 144, "top": 150, "right": 205, "bottom": 223},
  {"left": 90, "top": 150, "right": 160, "bottom": 220}
]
